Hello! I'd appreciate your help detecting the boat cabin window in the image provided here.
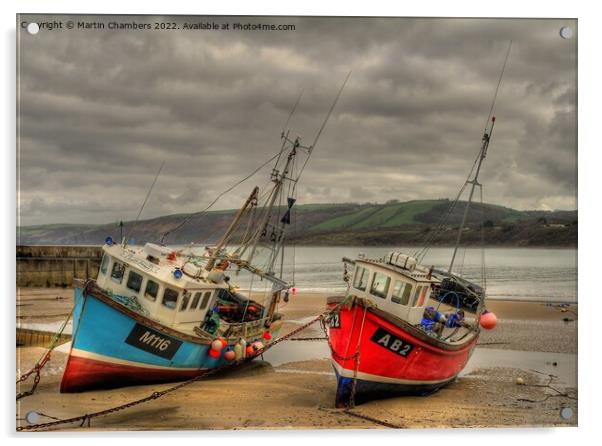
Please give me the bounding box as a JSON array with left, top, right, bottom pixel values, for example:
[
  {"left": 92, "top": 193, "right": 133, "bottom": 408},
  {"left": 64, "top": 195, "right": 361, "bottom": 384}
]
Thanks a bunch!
[
  {"left": 353, "top": 266, "right": 370, "bottom": 291},
  {"left": 200, "top": 291, "right": 212, "bottom": 310},
  {"left": 190, "top": 292, "right": 202, "bottom": 310},
  {"left": 144, "top": 280, "right": 159, "bottom": 301},
  {"left": 162, "top": 288, "right": 179, "bottom": 309},
  {"left": 370, "top": 272, "right": 391, "bottom": 299},
  {"left": 412, "top": 286, "right": 428, "bottom": 307},
  {"left": 110, "top": 261, "right": 125, "bottom": 284},
  {"left": 179, "top": 291, "right": 191, "bottom": 311},
  {"left": 126, "top": 271, "right": 143, "bottom": 293},
  {"left": 100, "top": 254, "right": 110, "bottom": 275},
  {"left": 391, "top": 280, "right": 412, "bottom": 305}
]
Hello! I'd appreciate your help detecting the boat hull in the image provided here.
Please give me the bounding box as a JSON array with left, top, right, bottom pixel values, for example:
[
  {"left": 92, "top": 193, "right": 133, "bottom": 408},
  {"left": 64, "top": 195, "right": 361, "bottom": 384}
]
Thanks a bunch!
[
  {"left": 327, "top": 296, "right": 478, "bottom": 407},
  {"left": 61, "top": 285, "right": 265, "bottom": 393}
]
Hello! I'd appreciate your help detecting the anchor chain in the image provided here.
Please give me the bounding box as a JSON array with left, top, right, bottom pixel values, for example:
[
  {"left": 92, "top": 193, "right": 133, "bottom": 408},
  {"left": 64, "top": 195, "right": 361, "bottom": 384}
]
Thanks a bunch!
[
  {"left": 17, "top": 311, "right": 327, "bottom": 432},
  {"left": 16, "top": 280, "right": 93, "bottom": 400}
]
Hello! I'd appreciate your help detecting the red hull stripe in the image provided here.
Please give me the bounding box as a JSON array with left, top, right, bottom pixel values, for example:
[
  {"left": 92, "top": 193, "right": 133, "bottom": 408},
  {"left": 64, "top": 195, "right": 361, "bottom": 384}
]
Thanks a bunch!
[{"left": 60, "top": 353, "right": 206, "bottom": 393}]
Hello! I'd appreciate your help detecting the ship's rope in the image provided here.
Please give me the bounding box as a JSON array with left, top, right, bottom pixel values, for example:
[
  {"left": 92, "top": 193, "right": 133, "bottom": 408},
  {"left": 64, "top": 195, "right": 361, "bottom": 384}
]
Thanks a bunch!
[
  {"left": 124, "top": 160, "right": 165, "bottom": 246},
  {"left": 414, "top": 42, "right": 511, "bottom": 264},
  {"left": 16, "top": 279, "right": 94, "bottom": 400},
  {"left": 16, "top": 296, "right": 357, "bottom": 432},
  {"left": 347, "top": 305, "right": 368, "bottom": 408},
  {"left": 479, "top": 184, "right": 487, "bottom": 291},
  {"left": 321, "top": 303, "right": 403, "bottom": 428},
  {"left": 160, "top": 148, "right": 286, "bottom": 244}
]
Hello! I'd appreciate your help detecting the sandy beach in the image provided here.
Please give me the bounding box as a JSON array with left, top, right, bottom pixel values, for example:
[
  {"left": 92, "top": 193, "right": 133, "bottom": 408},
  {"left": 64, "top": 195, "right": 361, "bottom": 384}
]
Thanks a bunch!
[{"left": 16, "top": 288, "right": 577, "bottom": 430}]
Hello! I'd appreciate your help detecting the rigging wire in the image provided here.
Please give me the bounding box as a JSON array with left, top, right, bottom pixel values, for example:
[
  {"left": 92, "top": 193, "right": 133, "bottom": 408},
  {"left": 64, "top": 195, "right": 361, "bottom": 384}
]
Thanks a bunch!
[
  {"left": 483, "top": 41, "right": 512, "bottom": 132},
  {"left": 292, "top": 71, "right": 351, "bottom": 196},
  {"left": 281, "top": 89, "right": 304, "bottom": 136},
  {"left": 479, "top": 184, "right": 487, "bottom": 290},
  {"left": 123, "top": 160, "right": 165, "bottom": 246},
  {"left": 414, "top": 41, "right": 512, "bottom": 263},
  {"left": 413, "top": 152, "right": 479, "bottom": 261},
  {"left": 160, "top": 148, "right": 286, "bottom": 244}
]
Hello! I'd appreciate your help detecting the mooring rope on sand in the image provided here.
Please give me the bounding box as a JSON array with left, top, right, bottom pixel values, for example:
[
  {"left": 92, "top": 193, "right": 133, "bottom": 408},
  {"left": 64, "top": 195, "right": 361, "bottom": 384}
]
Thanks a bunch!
[
  {"left": 317, "top": 406, "right": 403, "bottom": 429},
  {"left": 17, "top": 294, "right": 402, "bottom": 432},
  {"left": 16, "top": 312, "right": 327, "bottom": 432}
]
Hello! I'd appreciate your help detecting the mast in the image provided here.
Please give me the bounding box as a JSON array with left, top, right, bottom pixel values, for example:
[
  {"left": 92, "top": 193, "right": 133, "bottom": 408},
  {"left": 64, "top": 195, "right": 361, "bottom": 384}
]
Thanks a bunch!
[
  {"left": 448, "top": 117, "right": 495, "bottom": 273},
  {"left": 448, "top": 42, "right": 511, "bottom": 274},
  {"left": 205, "top": 186, "right": 259, "bottom": 271}
]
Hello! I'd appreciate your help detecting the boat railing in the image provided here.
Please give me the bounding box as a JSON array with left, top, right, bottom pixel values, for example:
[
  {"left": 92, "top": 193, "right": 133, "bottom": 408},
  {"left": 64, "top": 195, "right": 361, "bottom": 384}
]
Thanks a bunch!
[{"left": 220, "top": 316, "right": 270, "bottom": 338}]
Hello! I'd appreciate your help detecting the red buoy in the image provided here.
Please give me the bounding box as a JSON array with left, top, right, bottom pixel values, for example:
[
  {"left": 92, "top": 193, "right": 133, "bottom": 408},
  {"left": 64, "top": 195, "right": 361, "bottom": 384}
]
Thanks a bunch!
[
  {"left": 224, "top": 350, "right": 236, "bottom": 361},
  {"left": 291, "top": 287, "right": 297, "bottom": 296},
  {"left": 208, "top": 348, "right": 220, "bottom": 358},
  {"left": 480, "top": 310, "right": 497, "bottom": 330},
  {"left": 262, "top": 331, "right": 272, "bottom": 341}
]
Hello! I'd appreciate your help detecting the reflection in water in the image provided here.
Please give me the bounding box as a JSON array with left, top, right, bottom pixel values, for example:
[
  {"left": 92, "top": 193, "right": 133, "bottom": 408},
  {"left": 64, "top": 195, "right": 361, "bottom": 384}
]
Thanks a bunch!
[{"left": 263, "top": 340, "right": 577, "bottom": 386}]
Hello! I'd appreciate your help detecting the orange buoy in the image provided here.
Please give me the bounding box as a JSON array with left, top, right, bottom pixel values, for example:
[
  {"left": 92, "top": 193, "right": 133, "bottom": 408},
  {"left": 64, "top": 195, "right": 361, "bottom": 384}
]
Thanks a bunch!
[
  {"left": 262, "top": 331, "right": 272, "bottom": 341},
  {"left": 480, "top": 310, "right": 497, "bottom": 330},
  {"left": 224, "top": 350, "right": 236, "bottom": 361},
  {"left": 218, "top": 337, "right": 228, "bottom": 348},
  {"left": 246, "top": 346, "right": 255, "bottom": 356},
  {"left": 208, "top": 348, "right": 220, "bottom": 358}
]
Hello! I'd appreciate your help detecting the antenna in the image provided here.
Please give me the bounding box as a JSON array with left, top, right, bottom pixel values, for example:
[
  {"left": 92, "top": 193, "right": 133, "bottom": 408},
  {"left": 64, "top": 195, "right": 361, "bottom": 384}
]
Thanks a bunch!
[
  {"left": 292, "top": 71, "right": 351, "bottom": 195},
  {"left": 310, "top": 71, "right": 352, "bottom": 152},
  {"left": 483, "top": 41, "right": 512, "bottom": 131},
  {"left": 448, "top": 42, "right": 511, "bottom": 273},
  {"left": 123, "top": 160, "right": 165, "bottom": 246},
  {"left": 282, "top": 89, "right": 304, "bottom": 135}
]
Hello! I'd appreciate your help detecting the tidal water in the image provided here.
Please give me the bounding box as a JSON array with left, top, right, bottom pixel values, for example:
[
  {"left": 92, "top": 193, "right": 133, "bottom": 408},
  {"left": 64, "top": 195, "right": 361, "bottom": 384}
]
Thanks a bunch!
[{"left": 214, "top": 246, "right": 577, "bottom": 303}]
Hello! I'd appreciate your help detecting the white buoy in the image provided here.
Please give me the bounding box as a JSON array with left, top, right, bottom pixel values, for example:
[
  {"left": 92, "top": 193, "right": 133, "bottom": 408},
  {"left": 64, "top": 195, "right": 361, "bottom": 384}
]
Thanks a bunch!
[{"left": 233, "top": 343, "right": 243, "bottom": 361}]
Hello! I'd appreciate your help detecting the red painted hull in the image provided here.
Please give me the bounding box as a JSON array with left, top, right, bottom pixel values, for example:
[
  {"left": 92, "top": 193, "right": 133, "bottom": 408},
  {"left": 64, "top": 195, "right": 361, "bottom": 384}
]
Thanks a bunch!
[
  {"left": 60, "top": 354, "right": 206, "bottom": 393},
  {"left": 327, "top": 297, "right": 478, "bottom": 406}
]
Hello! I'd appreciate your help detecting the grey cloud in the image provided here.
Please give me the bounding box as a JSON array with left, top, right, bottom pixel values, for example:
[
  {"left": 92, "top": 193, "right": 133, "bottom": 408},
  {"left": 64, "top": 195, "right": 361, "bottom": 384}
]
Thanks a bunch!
[{"left": 17, "top": 15, "right": 577, "bottom": 226}]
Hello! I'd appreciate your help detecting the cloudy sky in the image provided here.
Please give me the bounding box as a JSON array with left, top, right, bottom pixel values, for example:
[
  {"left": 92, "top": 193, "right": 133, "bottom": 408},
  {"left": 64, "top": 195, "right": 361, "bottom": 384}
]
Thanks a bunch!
[{"left": 17, "top": 15, "right": 577, "bottom": 226}]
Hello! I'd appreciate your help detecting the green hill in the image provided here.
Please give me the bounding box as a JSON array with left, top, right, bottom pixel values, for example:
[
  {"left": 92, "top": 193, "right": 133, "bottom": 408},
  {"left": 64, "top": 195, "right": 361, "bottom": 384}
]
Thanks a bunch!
[{"left": 17, "top": 199, "right": 577, "bottom": 247}]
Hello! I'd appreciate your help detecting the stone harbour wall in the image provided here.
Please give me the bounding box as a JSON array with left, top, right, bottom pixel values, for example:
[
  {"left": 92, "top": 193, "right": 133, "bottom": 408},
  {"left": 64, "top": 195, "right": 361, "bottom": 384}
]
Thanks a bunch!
[{"left": 17, "top": 245, "right": 103, "bottom": 287}]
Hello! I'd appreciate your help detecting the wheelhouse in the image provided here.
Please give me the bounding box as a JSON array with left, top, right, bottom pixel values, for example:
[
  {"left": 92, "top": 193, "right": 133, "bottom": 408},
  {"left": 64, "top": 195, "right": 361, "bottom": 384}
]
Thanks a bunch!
[
  {"left": 348, "top": 254, "right": 439, "bottom": 325},
  {"left": 97, "top": 244, "right": 227, "bottom": 333}
]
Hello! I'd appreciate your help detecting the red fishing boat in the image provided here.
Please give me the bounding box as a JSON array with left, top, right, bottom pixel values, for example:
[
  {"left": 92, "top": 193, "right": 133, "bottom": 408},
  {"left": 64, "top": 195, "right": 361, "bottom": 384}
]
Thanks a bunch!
[{"left": 327, "top": 111, "right": 502, "bottom": 407}]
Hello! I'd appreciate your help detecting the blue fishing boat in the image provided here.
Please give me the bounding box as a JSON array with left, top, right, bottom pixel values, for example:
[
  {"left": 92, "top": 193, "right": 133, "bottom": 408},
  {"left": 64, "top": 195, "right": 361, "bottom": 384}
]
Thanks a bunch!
[
  {"left": 62, "top": 163, "right": 296, "bottom": 392},
  {"left": 62, "top": 242, "right": 285, "bottom": 392},
  {"left": 61, "top": 78, "right": 351, "bottom": 392}
]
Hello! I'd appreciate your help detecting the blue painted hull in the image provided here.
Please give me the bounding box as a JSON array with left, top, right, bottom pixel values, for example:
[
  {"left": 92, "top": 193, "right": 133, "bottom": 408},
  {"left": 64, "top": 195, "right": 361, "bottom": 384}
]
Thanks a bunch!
[{"left": 61, "top": 286, "right": 263, "bottom": 392}]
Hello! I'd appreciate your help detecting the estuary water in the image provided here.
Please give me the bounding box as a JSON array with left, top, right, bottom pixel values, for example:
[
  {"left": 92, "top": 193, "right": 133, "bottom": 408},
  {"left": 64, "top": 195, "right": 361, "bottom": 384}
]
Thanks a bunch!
[{"left": 209, "top": 246, "right": 577, "bottom": 303}]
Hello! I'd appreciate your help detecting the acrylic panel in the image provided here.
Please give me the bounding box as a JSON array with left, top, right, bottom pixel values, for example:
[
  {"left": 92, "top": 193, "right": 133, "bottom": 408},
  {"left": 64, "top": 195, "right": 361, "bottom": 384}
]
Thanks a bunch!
[{"left": 16, "top": 14, "right": 577, "bottom": 431}]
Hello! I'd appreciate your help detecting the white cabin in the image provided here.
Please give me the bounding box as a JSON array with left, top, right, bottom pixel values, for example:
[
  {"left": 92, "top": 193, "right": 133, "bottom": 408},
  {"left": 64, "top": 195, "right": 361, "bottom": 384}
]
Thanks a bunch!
[
  {"left": 95, "top": 242, "right": 230, "bottom": 335},
  {"left": 347, "top": 252, "right": 440, "bottom": 325}
]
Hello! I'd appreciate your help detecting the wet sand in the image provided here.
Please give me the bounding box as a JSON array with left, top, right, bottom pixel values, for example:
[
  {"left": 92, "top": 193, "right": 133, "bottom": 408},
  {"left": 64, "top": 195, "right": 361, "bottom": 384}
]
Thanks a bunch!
[{"left": 16, "top": 288, "right": 577, "bottom": 430}]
